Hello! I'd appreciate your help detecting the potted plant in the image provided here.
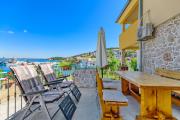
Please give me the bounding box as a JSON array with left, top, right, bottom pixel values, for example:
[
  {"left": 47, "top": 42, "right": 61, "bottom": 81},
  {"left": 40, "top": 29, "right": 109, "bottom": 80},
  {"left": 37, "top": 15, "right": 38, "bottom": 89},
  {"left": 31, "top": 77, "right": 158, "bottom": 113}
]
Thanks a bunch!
[{"left": 59, "top": 61, "right": 72, "bottom": 70}]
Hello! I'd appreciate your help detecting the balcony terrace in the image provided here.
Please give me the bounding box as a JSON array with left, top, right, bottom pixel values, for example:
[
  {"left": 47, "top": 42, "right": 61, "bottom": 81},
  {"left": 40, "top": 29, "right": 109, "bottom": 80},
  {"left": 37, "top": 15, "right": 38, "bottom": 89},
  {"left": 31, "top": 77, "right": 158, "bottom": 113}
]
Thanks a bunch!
[
  {"left": 119, "top": 20, "right": 139, "bottom": 50},
  {"left": 1, "top": 70, "right": 180, "bottom": 120},
  {"left": 7, "top": 88, "right": 180, "bottom": 120}
]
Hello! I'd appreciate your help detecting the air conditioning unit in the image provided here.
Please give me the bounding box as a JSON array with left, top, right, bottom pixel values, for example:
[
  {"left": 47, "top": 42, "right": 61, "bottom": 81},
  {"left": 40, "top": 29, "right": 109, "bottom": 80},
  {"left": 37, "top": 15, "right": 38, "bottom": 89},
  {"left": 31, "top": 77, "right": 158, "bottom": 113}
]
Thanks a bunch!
[{"left": 137, "top": 23, "right": 154, "bottom": 41}]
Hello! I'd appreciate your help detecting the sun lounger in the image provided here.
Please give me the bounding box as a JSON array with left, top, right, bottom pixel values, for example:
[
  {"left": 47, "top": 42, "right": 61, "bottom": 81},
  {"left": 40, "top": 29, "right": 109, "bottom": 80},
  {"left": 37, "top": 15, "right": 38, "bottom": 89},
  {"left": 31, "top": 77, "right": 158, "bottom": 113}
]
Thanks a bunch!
[
  {"left": 10, "top": 65, "right": 77, "bottom": 120},
  {"left": 38, "top": 63, "right": 81, "bottom": 102},
  {"left": 38, "top": 63, "right": 72, "bottom": 86}
]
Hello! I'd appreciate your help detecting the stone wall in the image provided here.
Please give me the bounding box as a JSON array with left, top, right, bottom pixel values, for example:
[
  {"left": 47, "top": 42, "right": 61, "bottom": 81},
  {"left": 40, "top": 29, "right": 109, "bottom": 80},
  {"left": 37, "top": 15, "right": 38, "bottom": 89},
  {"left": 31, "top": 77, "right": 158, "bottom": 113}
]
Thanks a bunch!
[
  {"left": 142, "top": 14, "right": 180, "bottom": 74},
  {"left": 73, "top": 69, "right": 96, "bottom": 88}
]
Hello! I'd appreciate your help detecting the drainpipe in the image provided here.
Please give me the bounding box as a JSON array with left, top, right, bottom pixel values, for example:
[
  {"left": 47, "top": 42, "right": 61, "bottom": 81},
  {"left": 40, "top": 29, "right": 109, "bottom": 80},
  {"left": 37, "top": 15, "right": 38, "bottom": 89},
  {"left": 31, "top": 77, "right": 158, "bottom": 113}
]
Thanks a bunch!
[{"left": 139, "top": 0, "right": 143, "bottom": 72}]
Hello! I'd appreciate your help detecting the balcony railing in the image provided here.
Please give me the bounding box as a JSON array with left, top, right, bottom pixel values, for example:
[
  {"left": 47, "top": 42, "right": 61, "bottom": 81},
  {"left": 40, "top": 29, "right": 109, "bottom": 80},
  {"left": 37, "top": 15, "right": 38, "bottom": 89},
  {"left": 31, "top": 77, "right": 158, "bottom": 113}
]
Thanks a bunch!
[
  {"left": 0, "top": 73, "right": 26, "bottom": 120},
  {"left": 119, "top": 20, "right": 138, "bottom": 50},
  {"left": 0, "top": 62, "right": 97, "bottom": 120},
  {"left": 0, "top": 65, "right": 77, "bottom": 120}
]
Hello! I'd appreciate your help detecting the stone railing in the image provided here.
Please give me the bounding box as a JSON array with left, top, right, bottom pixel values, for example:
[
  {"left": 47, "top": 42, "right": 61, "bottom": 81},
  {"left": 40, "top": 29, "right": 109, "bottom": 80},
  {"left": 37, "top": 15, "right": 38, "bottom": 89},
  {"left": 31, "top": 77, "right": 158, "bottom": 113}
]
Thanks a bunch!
[{"left": 73, "top": 69, "right": 96, "bottom": 88}]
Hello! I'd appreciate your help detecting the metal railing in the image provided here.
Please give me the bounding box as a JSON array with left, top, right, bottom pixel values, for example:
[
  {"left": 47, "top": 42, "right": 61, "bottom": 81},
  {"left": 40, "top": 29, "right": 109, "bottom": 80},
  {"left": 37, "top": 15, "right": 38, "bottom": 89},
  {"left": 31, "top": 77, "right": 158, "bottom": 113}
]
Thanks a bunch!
[
  {"left": 0, "top": 63, "right": 96, "bottom": 120},
  {"left": 0, "top": 65, "right": 76, "bottom": 120},
  {"left": 0, "top": 72, "right": 26, "bottom": 120}
]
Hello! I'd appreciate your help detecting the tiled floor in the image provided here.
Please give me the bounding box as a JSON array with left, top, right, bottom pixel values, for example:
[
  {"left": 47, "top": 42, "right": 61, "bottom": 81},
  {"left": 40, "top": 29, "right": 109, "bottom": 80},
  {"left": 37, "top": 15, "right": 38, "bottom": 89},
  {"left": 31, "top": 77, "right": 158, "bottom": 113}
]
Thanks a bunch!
[
  {"left": 8, "top": 88, "right": 100, "bottom": 120},
  {"left": 6, "top": 82, "right": 180, "bottom": 120}
]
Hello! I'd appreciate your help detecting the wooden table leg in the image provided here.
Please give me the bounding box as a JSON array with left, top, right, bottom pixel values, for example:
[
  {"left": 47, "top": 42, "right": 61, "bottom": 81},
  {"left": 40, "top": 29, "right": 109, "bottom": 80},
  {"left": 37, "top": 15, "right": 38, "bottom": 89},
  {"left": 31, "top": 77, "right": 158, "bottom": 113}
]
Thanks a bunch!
[
  {"left": 156, "top": 89, "right": 176, "bottom": 120},
  {"left": 121, "top": 78, "right": 130, "bottom": 95},
  {"left": 137, "top": 87, "right": 176, "bottom": 120},
  {"left": 139, "top": 87, "right": 157, "bottom": 119}
]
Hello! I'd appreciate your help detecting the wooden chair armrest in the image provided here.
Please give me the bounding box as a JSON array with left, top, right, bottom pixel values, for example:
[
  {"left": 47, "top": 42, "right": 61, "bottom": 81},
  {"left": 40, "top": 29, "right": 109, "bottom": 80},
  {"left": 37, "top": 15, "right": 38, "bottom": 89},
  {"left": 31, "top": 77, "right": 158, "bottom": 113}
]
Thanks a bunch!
[
  {"left": 21, "top": 89, "right": 48, "bottom": 96},
  {"left": 48, "top": 78, "right": 64, "bottom": 83},
  {"left": 58, "top": 75, "right": 70, "bottom": 79},
  {"left": 44, "top": 80, "right": 63, "bottom": 86}
]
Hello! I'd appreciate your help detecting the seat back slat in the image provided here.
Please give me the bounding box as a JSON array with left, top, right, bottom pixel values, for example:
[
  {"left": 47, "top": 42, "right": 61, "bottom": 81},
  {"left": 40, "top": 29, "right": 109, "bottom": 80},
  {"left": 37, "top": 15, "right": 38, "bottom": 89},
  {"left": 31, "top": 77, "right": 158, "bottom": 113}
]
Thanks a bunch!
[
  {"left": 71, "top": 85, "right": 81, "bottom": 102},
  {"left": 59, "top": 95, "right": 76, "bottom": 120}
]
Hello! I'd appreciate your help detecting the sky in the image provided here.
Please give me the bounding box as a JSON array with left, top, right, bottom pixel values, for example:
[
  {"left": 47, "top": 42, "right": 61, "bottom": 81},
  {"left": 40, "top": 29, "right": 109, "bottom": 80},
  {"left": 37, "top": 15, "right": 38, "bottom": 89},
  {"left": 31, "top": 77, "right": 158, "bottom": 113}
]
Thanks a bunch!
[{"left": 0, "top": 0, "right": 127, "bottom": 58}]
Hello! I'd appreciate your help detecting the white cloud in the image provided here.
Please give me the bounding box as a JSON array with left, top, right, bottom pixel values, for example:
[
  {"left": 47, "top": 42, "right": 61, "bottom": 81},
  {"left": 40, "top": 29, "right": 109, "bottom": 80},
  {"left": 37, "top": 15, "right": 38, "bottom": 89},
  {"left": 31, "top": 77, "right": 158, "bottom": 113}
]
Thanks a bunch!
[
  {"left": 7, "top": 30, "right": 15, "bottom": 34},
  {"left": 23, "top": 29, "right": 28, "bottom": 33},
  {"left": 0, "top": 30, "right": 15, "bottom": 34}
]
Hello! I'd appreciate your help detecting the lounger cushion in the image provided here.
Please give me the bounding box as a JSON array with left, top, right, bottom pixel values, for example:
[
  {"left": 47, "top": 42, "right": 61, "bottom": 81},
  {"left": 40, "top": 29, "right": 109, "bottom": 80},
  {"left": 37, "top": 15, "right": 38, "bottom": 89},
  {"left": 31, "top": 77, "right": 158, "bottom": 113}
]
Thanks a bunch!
[
  {"left": 60, "top": 82, "right": 72, "bottom": 88},
  {"left": 39, "top": 63, "right": 73, "bottom": 88},
  {"left": 103, "top": 90, "right": 128, "bottom": 103},
  {"left": 102, "top": 78, "right": 113, "bottom": 82},
  {"left": 11, "top": 65, "right": 65, "bottom": 102},
  {"left": 26, "top": 65, "right": 45, "bottom": 85},
  {"left": 26, "top": 89, "right": 64, "bottom": 102},
  {"left": 34, "top": 94, "right": 61, "bottom": 103},
  {"left": 11, "top": 66, "right": 35, "bottom": 101},
  {"left": 103, "top": 82, "right": 118, "bottom": 89},
  {"left": 39, "top": 63, "right": 57, "bottom": 82},
  {"left": 32, "top": 85, "right": 44, "bottom": 92}
]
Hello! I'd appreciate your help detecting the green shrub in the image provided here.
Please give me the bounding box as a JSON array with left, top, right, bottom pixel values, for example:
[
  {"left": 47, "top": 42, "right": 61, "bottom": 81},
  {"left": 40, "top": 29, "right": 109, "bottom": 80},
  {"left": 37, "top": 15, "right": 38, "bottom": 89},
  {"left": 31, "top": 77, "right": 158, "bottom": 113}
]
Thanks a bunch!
[
  {"left": 0, "top": 69, "right": 3, "bottom": 78},
  {"left": 59, "top": 61, "right": 72, "bottom": 67},
  {"left": 129, "top": 58, "right": 137, "bottom": 71},
  {"left": 108, "top": 50, "right": 120, "bottom": 71}
]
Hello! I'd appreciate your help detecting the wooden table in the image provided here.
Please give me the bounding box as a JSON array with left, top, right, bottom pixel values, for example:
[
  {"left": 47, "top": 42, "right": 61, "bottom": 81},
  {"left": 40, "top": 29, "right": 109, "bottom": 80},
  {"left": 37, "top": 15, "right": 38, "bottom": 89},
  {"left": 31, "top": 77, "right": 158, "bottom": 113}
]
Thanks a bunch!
[{"left": 116, "top": 71, "right": 180, "bottom": 120}]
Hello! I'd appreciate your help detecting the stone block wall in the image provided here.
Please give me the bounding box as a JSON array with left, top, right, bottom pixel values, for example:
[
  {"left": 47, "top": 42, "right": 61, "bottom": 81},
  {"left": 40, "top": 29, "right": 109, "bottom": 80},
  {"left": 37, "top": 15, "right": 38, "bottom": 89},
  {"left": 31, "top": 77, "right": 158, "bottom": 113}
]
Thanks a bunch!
[
  {"left": 73, "top": 69, "right": 96, "bottom": 88},
  {"left": 142, "top": 14, "right": 180, "bottom": 73}
]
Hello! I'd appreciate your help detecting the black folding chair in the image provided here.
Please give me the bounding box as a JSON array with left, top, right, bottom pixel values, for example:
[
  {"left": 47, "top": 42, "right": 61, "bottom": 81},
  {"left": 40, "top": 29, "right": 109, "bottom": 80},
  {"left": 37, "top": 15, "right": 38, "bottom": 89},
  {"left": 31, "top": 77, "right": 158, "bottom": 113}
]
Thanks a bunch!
[
  {"left": 38, "top": 63, "right": 82, "bottom": 102},
  {"left": 10, "top": 65, "right": 77, "bottom": 120}
]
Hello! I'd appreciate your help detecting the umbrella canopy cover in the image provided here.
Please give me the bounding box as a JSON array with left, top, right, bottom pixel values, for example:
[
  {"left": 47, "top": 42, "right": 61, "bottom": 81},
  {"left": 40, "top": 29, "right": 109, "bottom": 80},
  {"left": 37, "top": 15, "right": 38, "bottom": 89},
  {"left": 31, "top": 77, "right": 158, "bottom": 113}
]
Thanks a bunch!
[{"left": 96, "top": 27, "right": 108, "bottom": 68}]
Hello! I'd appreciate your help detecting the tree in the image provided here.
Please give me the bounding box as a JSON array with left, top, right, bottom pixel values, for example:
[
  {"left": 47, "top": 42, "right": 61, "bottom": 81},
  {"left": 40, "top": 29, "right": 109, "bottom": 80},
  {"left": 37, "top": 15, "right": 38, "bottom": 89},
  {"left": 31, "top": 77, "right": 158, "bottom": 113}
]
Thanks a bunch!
[
  {"left": 129, "top": 58, "right": 137, "bottom": 71},
  {"left": 0, "top": 69, "right": 3, "bottom": 78},
  {"left": 108, "top": 50, "right": 120, "bottom": 71}
]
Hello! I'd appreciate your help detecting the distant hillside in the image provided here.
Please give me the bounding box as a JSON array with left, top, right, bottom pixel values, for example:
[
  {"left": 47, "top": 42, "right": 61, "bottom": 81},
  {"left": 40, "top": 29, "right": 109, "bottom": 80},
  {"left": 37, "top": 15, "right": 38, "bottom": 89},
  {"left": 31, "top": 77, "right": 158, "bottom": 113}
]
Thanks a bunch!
[
  {"left": 50, "top": 47, "right": 120, "bottom": 60},
  {"left": 71, "top": 47, "right": 119, "bottom": 57},
  {"left": 48, "top": 57, "right": 65, "bottom": 61}
]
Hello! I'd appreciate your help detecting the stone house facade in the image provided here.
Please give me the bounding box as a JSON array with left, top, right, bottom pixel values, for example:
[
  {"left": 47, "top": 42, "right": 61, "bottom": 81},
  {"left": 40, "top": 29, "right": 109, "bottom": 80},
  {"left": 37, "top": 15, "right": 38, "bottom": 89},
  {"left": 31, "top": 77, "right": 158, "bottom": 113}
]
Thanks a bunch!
[{"left": 142, "top": 14, "right": 180, "bottom": 73}]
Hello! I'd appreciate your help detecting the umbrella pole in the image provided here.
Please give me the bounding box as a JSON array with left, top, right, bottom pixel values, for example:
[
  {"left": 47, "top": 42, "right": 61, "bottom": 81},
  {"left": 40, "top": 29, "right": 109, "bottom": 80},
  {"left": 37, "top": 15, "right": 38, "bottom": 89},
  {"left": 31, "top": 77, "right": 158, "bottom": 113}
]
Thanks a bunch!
[{"left": 101, "top": 68, "right": 103, "bottom": 78}]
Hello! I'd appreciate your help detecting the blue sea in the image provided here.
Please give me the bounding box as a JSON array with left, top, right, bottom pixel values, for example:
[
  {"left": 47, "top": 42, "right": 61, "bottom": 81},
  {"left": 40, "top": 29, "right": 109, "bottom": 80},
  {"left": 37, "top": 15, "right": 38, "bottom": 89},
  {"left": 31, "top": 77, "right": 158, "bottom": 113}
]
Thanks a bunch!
[
  {"left": 17, "top": 58, "right": 59, "bottom": 63},
  {"left": 0, "top": 58, "right": 59, "bottom": 73}
]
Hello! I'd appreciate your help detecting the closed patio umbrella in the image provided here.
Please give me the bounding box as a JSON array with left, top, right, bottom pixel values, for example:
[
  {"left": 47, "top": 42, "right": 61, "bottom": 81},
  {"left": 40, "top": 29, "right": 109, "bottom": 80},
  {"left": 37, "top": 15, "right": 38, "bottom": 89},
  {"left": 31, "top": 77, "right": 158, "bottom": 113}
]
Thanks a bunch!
[{"left": 96, "top": 27, "right": 108, "bottom": 78}]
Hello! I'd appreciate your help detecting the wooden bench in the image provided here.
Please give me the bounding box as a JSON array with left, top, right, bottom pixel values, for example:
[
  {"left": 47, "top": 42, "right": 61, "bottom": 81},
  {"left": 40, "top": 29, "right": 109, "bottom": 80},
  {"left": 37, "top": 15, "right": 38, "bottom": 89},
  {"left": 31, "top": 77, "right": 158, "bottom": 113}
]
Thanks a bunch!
[
  {"left": 96, "top": 72, "right": 128, "bottom": 120},
  {"left": 102, "top": 78, "right": 119, "bottom": 90},
  {"left": 155, "top": 68, "right": 180, "bottom": 106},
  {"left": 103, "top": 90, "right": 128, "bottom": 106}
]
